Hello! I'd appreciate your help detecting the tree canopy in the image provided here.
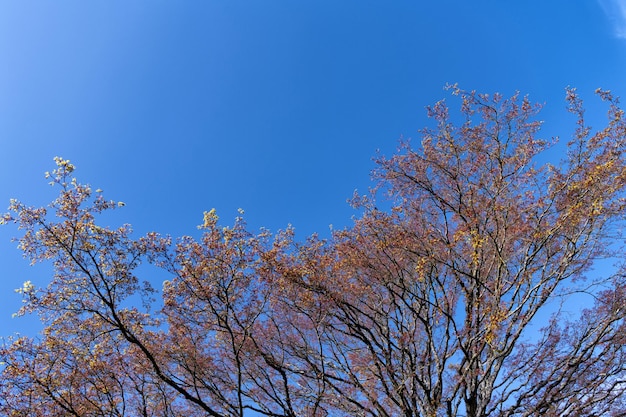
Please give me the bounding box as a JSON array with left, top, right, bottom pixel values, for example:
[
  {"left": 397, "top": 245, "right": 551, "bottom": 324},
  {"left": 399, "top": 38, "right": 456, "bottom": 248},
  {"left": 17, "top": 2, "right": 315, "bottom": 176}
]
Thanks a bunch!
[{"left": 2, "top": 87, "right": 626, "bottom": 416}]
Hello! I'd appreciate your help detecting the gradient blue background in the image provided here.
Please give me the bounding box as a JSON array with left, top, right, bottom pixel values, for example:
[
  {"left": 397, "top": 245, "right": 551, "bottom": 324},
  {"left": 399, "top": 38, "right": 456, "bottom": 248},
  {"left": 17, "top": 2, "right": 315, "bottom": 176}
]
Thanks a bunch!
[{"left": 2, "top": 1, "right": 626, "bottom": 337}]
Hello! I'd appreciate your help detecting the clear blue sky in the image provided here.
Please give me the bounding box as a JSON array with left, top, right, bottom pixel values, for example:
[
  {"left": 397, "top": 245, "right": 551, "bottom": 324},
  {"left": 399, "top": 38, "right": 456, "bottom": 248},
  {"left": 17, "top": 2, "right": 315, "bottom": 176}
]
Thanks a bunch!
[{"left": 1, "top": 1, "right": 626, "bottom": 336}]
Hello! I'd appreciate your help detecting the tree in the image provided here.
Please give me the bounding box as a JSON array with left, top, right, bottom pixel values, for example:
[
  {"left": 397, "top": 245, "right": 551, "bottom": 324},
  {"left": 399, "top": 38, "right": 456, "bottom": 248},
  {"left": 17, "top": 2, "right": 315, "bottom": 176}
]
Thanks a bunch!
[{"left": 2, "top": 87, "right": 626, "bottom": 416}]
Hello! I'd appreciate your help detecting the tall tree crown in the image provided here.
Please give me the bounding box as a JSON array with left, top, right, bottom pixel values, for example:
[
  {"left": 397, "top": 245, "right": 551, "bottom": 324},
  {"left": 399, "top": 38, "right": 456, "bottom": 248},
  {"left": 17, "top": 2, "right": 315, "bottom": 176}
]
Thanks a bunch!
[{"left": 2, "top": 88, "right": 626, "bottom": 417}]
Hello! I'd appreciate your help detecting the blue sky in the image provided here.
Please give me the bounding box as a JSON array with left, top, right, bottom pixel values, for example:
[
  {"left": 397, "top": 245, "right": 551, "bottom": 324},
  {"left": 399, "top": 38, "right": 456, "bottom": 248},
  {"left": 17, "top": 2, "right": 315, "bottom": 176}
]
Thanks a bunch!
[{"left": 1, "top": 1, "right": 626, "bottom": 336}]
